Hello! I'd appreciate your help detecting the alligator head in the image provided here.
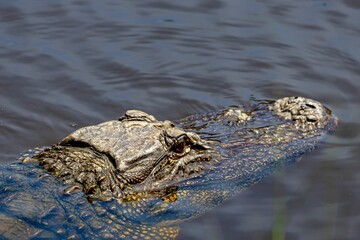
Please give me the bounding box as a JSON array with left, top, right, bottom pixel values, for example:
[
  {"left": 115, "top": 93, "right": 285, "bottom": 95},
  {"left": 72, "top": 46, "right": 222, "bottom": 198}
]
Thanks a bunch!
[{"left": 27, "top": 96, "right": 337, "bottom": 230}]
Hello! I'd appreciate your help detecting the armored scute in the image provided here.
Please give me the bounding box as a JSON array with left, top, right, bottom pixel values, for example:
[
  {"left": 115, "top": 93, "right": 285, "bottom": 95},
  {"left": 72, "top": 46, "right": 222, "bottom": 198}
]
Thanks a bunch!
[{"left": 0, "top": 97, "right": 338, "bottom": 239}]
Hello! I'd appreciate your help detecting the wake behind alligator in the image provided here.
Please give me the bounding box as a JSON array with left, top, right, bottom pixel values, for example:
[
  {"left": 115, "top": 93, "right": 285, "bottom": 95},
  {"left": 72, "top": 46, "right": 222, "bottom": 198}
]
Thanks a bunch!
[{"left": 0, "top": 97, "right": 338, "bottom": 239}]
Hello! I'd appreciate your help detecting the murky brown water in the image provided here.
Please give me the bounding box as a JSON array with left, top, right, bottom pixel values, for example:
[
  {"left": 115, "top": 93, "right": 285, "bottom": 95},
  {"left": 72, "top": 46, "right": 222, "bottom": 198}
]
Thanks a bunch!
[{"left": 0, "top": 1, "right": 359, "bottom": 239}]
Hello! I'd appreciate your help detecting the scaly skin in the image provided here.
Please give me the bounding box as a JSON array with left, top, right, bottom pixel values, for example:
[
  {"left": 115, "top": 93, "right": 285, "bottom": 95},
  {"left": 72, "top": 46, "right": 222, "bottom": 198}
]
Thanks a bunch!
[{"left": 0, "top": 97, "right": 338, "bottom": 239}]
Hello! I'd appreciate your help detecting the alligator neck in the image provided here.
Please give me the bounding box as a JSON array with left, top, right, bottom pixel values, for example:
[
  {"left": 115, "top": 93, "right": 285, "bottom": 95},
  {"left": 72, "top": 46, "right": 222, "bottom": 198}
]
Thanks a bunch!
[{"left": 30, "top": 145, "right": 123, "bottom": 202}]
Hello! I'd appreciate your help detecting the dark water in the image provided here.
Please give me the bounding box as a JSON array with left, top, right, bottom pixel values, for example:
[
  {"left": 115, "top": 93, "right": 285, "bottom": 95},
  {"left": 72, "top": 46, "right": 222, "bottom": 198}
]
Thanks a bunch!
[{"left": 0, "top": 0, "right": 359, "bottom": 239}]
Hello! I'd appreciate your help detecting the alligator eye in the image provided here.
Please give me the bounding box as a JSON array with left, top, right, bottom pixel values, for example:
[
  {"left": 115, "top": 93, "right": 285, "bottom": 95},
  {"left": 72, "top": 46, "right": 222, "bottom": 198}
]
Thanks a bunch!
[{"left": 171, "top": 135, "right": 190, "bottom": 154}]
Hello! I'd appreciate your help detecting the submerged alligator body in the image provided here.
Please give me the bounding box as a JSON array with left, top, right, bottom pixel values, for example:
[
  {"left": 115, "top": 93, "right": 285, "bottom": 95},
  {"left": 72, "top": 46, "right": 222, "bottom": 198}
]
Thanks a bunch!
[{"left": 0, "top": 97, "right": 338, "bottom": 239}]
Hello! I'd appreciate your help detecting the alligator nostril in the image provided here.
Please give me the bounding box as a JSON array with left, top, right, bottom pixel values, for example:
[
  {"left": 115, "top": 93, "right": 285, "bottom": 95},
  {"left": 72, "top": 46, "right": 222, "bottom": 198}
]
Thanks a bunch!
[{"left": 305, "top": 103, "right": 316, "bottom": 109}]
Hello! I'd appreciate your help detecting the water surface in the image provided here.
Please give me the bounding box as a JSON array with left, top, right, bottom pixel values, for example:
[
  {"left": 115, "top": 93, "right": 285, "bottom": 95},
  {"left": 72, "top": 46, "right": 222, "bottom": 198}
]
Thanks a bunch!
[{"left": 0, "top": 1, "right": 359, "bottom": 239}]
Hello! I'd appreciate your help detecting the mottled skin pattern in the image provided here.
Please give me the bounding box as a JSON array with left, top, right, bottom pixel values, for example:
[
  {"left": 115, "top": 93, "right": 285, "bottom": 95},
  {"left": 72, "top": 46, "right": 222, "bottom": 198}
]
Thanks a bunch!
[{"left": 0, "top": 97, "right": 338, "bottom": 239}]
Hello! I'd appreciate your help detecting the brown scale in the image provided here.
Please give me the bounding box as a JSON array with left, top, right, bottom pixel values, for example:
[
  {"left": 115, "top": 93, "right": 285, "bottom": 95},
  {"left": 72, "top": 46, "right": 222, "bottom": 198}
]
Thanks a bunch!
[{"left": 29, "top": 145, "right": 124, "bottom": 201}]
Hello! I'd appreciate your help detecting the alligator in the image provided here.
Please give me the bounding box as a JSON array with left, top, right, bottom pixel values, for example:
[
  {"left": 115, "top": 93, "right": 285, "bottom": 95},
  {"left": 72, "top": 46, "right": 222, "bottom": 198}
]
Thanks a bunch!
[{"left": 0, "top": 96, "right": 338, "bottom": 239}]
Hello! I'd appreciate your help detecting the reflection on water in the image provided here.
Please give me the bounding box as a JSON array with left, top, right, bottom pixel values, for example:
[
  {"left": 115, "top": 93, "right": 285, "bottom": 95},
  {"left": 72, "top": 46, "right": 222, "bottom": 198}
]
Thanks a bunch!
[{"left": 0, "top": 0, "right": 359, "bottom": 239}]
